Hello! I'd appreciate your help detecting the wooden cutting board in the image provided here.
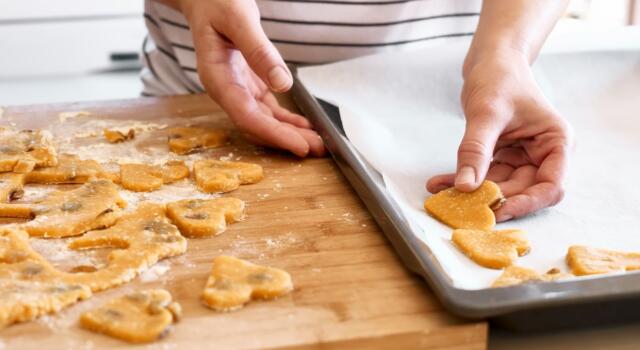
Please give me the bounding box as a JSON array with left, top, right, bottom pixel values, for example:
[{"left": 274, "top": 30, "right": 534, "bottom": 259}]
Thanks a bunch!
[{"left": 0, "top": 94, "right": 487, "bottom": 349}]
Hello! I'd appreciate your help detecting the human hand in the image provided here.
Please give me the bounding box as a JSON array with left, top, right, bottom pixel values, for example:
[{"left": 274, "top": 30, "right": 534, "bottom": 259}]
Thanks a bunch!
[
  {"left": 180, "top": 0, "right": 325, "bottom": 157},
  {"left": 427, "top": 48, "right": 573, "bottom": 221}
]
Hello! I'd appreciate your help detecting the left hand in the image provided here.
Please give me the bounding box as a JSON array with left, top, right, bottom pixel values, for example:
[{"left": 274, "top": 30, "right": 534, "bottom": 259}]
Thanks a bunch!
[{"left": 426, "top": 48, "right": 574, "bottom": 222}]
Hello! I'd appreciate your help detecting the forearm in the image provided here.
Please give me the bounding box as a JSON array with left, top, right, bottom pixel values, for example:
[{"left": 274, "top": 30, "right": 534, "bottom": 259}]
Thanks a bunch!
[{"left": 464, "top": 0, "right": 569, "bottom": 76}]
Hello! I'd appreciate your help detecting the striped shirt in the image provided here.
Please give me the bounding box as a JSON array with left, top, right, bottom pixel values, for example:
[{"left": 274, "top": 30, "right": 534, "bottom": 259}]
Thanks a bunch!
[{"left": 141, "top": 0, "right": 482, "bottom": 96}]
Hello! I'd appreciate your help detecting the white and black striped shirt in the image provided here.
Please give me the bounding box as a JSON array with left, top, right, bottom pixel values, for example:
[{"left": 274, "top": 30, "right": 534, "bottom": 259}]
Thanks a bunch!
[{"left": 141, "top": 0, "right": 481, "bottom": 96}]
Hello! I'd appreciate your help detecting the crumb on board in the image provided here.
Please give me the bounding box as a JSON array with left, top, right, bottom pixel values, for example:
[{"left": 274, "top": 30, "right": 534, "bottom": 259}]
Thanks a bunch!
[{"left": 58, "top": 111, "right": 92, "bottom": 123}]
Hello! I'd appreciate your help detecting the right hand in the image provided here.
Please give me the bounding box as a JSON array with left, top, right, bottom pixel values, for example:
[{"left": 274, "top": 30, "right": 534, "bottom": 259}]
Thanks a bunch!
[{"left": 180, "top": 0, "right": 325, "bottom": 157}]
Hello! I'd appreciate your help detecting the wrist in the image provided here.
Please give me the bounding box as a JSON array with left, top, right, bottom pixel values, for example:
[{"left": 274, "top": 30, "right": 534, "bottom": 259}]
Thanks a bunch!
[{"left": 463, "top": 45, "right": 529, "bottom": 80}]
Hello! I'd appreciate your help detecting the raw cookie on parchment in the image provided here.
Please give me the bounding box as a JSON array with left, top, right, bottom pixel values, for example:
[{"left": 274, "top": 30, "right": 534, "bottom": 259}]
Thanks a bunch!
[
  {"left": 424, "top": 181, "right": 504, "bottom": 231},
  {"left": 566, "top": 245, "right": 640, "bottom": 276}
]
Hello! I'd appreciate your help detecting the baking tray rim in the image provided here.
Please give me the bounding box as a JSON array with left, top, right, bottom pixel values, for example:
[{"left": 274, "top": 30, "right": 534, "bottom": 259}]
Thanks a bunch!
[{"left": 290, "top": 68, "right": 640, "bottom": 319}]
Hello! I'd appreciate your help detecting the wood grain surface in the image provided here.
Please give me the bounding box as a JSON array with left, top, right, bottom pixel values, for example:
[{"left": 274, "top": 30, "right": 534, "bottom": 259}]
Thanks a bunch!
[{"left": 0, "top": 94, "right": 487, "bottom": 349}]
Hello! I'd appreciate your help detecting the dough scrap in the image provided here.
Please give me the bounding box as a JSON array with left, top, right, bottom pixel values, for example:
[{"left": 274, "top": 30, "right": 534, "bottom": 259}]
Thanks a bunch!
[
  {"left": 167, "top": 127, "right": 228, "bottom": 155},
  {"left": 119, "top": 161, "right": 190, "bottom": 192},
  {"left": 25, "top": 154, "right": 106, "bottom": 184},
  {"left": 0, "top": 129, "right": 57, "bottom": 173},
  {"left": 0, "top": 228, "right": 91, "bottom": 329},
  {"left": 79, "top": 289, "right": 180, "bottom": 343},
  {"left": 0, "top": 173, "right": 25, "bottom": 203},
  {"left": 424, "top": 181, "right": 504, "bottom": 231},
  {"left": 6, "top": 180, "right": 127, "bottom": 238},
  {"left": 103, "top": 128, "right": 135, "bottom": 143},
  {"left": 194, "top": 160, "right": 263, "bottom": 193},
  {"left": 166, "top": 198, "right": 245, "bottom": 237},
  {"left": 452, "top": 229, "right": 530, "bottom": 269},
  {"left": 566, "top": 245, "right": 640, "bottom": 276},
  {"left": 492, "top": 266, "right": 568, "bottom": 288},
  {"left": 202, "top": 256, "right": 293, "bottom": 312},
  {"left": 67, "top": 203, "right": 187, "bottom": 291}
]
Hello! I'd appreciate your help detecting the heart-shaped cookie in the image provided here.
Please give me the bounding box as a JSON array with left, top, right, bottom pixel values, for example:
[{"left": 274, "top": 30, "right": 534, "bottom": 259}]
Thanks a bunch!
[
  {"left": 166, "top": 198, "right": 245, "bottom": 237},
  {"left": 492, "top": 266, "right": 569, "bottom": 288},
  {"left": 424, "top": 180, "right": 504, "bottom": 231},
  {"left": 167, "top": 127, "right": 228, "bottom": 155},
  {"left": 202, "top": 256, "right": 293, "bottom": 312},
  {"left": 79, "top": 289, "right": 181, "bottom": 343},
  {"left": 566, "top": 245, "right": 640, "bottom": 276},
  {"left": 193, "top": 160, "right": 263, "bottom": 193},
  {"left": 118, "top": 161, "right": 190, "bottom": 192},
  {"left": 452, "top": 228, "right": 530, "bottom": 269}
]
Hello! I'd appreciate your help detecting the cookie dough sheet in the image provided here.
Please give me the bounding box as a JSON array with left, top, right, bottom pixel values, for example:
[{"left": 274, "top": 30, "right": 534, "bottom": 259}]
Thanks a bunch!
[{"left": 299, "top": 27, "right": 640, "bottom": 289}]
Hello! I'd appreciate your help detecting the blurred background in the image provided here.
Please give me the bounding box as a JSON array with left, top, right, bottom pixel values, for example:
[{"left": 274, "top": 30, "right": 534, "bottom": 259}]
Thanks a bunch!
[{"left": 0, "top": 0, "right": 638, "bottom": 106}]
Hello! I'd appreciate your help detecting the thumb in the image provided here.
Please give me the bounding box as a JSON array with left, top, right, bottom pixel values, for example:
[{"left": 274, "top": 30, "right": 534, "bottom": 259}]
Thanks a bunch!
[
  {"left": 218, "top": 3, "right": 292, "bottom": 92},
  {"left": 455, "top": 116, "right": 503, "bottom": 192}
]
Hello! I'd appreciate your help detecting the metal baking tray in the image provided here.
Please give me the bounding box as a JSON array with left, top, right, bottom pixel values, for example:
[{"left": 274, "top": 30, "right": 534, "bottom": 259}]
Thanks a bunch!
[{"left": 291, "top": 69, "right": 640, "bottom": 331}]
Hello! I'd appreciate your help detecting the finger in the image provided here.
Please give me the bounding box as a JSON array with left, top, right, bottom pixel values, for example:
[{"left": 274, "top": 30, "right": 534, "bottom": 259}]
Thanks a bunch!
[
  {"left": 455, "top": 115, "right": 506, "bottom": 192},
  {"left": 261, "top": 92, "right": 313, "bottom": 129},
  {"left": 297, "top": 127, "right": 326, "bottom": 157},
  {"left": 495, "top": 181, "right": 564, "bottom": 221},
  {"left": 194, "top": 26, "right": 310, "bottom": 157},
  {"left": 218, "top": 1, "right": 292, "bottom": 92},
  {"left": 497, "top": 165, "right": 537, "bottom": 198},
  {"left": 426, "top": 174, "right": 456, "bottom": 193},
  {"left": 486, "top": 162, "right": 515, "bottom": 183},
  {"left": 493, "top": 147, "right": 531, "bottom": 168}
]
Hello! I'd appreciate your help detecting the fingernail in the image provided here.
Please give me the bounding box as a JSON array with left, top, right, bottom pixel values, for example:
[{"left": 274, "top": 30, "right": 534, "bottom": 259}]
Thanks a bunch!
[
  {"left": 455, "top": 166, "right": 476, "bottom": 186},
  {"left": 268, "top": 66, "right": 291, "bottom": 91}
]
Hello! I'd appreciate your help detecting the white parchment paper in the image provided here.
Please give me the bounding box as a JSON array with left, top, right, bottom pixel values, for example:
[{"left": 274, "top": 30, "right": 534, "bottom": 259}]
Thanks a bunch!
[{"left": 299, "top": 28, "right": 640, "bottom": 289}]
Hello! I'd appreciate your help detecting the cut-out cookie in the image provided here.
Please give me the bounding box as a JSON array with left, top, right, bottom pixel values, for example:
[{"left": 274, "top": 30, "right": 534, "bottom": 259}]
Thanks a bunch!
[
  {"left": 0, "top": 129, "right": 57, "bottom": 173},
  {"left": 103, "top": 128, "right": 135, "bottom": 143},
  {"left": 67, "top": 203, "right": 187, "bottom": 291},
  {"left": 6, "top": 180, "right": 127, "bottom": 237},
  {"left": 566, "top": 245, "right": 640, "bottom": 276},
  {"left": 452, "top": 229, "right": 530, "bottom": 269},
  {"left": 166, "top": 198, "right": 245, "bottom": 237},
  {"left": 194, "top": 160, "right": 263, "bottom": 193},
  {"left": 0, "top": 173, "right": 25, "bottom": 203},
  {"left": 167, "top": 127, "right": 228, "bottom": 155},
  {"left": 202, "top": 256, "right": 293, "bottom": 312},
  {"left": 492, "top": 266, "right": 568, "bottom": 288},
  {"left": 25, "top": 154, "right": 106, "bottom": 184},
  {"left": 0, "top": 228, "right": 91, "bottom": 329},
  {"left": 424, "top": 181, "right": 504, "bottom": 231},
  {"left": 119, "top": 161, "right": 189, "bottom": 192},
  {"left": 79, "top": 289, "right": 181, "bottom": 343}
]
